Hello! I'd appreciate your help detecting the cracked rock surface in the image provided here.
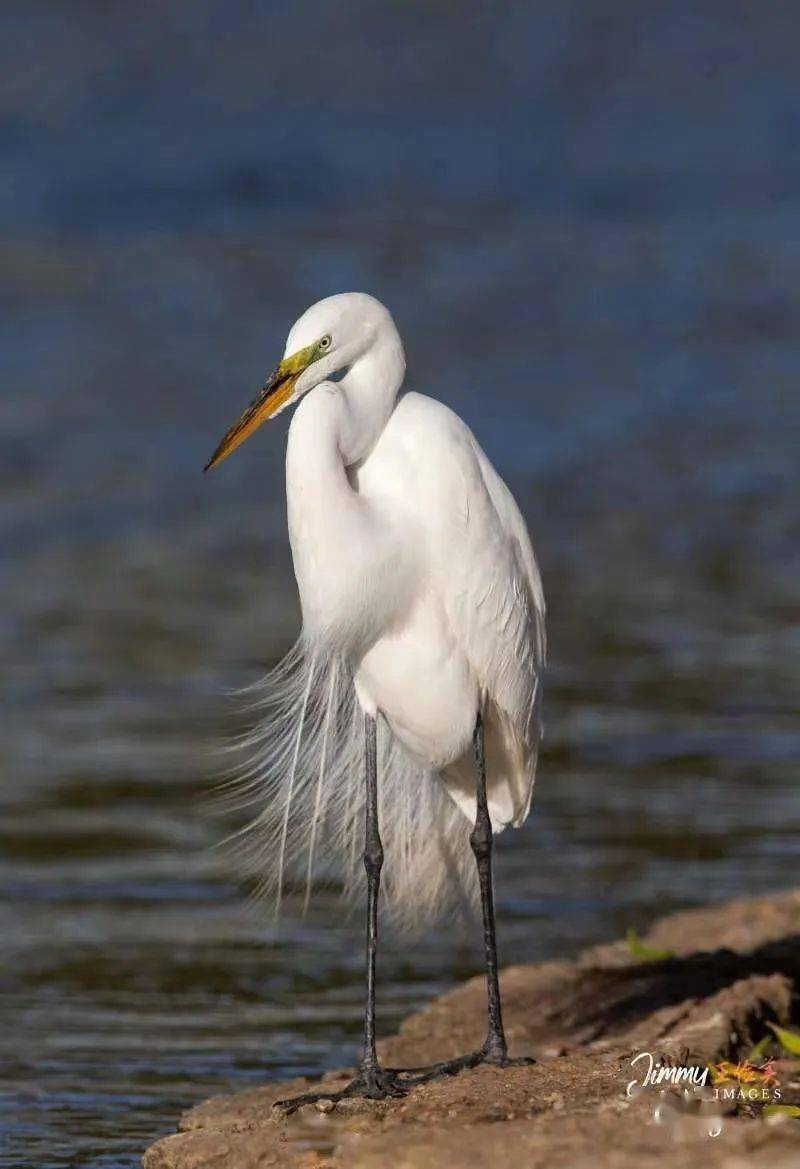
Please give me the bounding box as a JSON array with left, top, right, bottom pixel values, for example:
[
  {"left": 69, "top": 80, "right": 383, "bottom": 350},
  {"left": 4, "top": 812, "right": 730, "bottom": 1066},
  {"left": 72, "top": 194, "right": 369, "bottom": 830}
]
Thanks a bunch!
[{"left": 143, "top": 890, "right": 800, "bottom": 1168}]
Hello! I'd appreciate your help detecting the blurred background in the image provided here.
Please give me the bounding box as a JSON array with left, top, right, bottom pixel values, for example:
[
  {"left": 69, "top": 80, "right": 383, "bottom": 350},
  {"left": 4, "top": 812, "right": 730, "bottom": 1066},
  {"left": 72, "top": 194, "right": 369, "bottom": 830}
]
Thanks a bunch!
[{"left": 1, "top": 1, "right": 799, "bottom": 1165}]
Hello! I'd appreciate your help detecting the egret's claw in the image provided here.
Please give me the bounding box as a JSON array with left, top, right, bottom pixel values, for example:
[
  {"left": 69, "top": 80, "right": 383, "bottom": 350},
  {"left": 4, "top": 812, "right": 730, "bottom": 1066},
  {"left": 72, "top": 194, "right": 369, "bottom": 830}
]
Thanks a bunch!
[
  {"left": 273, "top": 1048, "right": 535, "bottom": 1115},
  {"left": 396, "top": 1047, "right": 536, "bottom": 1085},
  {"left": 272, "top": 1065, "right": 408, "bottom": 1116}
]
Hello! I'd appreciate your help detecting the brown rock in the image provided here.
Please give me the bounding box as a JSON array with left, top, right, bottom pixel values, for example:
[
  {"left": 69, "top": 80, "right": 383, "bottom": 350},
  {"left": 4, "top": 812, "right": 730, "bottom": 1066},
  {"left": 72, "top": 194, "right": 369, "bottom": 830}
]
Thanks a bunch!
[{"left": 143, "top": 888, "right": 800, "bottom": 1169}]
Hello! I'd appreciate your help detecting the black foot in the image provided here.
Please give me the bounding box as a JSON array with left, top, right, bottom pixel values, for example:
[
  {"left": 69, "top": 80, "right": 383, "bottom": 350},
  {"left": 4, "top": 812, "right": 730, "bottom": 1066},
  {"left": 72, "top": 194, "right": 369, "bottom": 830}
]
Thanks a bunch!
[
  {"left": 274, "top": 1045, "right": 535, "bottom": 1115},
  {"left": 273, "top": 1063, "right": 408, "bottom": 1117},
  {"left": 396, "top": 1041, "right": 535, "bottom": 1086}
]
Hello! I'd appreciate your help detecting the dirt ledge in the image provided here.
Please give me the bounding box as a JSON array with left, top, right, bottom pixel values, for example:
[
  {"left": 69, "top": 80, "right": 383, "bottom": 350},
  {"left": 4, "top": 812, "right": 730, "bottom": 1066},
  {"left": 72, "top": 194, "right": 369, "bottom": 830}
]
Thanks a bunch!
[{"left": 143, "top": 890, "right": 800, "bottom": 1168}]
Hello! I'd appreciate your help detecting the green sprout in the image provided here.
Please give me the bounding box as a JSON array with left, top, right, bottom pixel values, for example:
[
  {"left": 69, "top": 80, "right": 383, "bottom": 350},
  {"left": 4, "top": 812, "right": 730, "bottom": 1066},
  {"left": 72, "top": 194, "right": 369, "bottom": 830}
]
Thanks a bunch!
[
  {"left": 768, "top": 1022, "right": 800, "bottom": 1056},
  {"left": 625, "top": 928, "right": 674, "bottom": 962}
]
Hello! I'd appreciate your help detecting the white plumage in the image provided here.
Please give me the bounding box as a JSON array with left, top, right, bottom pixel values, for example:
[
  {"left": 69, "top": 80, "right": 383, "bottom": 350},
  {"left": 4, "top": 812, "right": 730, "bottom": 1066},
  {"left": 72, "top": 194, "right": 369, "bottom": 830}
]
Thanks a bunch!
[{"left": 213, "top": 293, "right": 545, "bottom": 932}]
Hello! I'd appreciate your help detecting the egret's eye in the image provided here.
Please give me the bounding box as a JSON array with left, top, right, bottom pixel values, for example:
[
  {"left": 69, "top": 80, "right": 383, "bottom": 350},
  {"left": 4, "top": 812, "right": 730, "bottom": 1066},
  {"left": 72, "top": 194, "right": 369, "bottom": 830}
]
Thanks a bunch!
[{"left": 319, "top": 335, "right": 332, "bottom": 352}]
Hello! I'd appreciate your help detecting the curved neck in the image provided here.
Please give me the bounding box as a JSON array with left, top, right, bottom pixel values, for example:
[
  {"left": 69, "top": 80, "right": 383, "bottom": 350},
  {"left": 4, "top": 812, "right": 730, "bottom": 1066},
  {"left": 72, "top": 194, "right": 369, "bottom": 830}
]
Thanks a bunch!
[
  {"left": 336, "top": 329, "right": 405, "bottom": 465},
  {"left": 285, "top": 386, "right": 388, "bottom": 650}
]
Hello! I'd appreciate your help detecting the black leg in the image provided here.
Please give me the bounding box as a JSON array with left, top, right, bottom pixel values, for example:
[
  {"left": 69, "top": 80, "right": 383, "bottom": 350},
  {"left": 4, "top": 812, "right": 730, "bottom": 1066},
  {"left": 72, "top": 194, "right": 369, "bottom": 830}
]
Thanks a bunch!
[
  {"left": 360, "top": 713, "right": 387, "bottom": 1086},
  {"left": 470, "top": 711, "right": 508, "bottom": 1061},
  {"left": 392, "top": 712, "right": 533, "bottom": 1085},
  {"left": 274, "top": 714, "right": 405, "bottom": 1115},
  {"left": 273, "top": 710, "right": 532, "bottom": 1117}
]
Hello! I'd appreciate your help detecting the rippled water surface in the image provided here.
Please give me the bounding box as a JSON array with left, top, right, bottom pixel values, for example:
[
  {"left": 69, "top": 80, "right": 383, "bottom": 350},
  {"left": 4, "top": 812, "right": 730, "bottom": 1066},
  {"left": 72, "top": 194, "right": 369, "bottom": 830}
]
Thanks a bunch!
[{"left": 2, "top": 3, "right": 799, "bottom": 1166}]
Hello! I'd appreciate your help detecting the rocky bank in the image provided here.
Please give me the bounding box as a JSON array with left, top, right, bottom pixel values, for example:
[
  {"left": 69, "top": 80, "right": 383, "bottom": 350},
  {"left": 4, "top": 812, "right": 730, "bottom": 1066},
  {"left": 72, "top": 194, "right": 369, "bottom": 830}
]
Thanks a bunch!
[{"left": 144, "top": 890, "right": 800, "bottom": 1168}]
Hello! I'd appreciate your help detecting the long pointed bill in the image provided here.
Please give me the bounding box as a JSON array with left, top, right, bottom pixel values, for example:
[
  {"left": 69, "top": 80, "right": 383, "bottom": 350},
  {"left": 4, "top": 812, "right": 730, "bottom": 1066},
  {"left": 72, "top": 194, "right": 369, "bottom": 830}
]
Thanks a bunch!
[{"left": 204, "top": 342, "right": 318, "bottom": 471}]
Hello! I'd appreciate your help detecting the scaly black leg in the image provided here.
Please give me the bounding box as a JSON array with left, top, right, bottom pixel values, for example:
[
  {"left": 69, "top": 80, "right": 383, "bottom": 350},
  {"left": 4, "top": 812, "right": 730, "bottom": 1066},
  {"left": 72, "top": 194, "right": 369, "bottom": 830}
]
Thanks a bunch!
[
  {"left": 359, "top": 711, "right": 392, "bottom": 1089},
  {"left": 274, "top": 714, "right": 406, "bottom": 1115},
  {"left": 387, "top": 712, "right": 533, "bottom": 1085},
  {"left": 274, "top": 712, "right": 531, "bottom": 1116},
  {"left": 472, "top": 710, "right": 507, "bottom": 1060}
]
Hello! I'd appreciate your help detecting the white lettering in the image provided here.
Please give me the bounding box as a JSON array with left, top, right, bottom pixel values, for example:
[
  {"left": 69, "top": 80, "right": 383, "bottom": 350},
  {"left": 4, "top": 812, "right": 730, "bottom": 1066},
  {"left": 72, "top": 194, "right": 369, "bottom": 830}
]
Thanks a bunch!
[
  {"left": 627, "top": 1051, "right": 655, "bottom": 1096},
  {"left": 626, "top": 1051, "right": 708, "bottom": 1096}
]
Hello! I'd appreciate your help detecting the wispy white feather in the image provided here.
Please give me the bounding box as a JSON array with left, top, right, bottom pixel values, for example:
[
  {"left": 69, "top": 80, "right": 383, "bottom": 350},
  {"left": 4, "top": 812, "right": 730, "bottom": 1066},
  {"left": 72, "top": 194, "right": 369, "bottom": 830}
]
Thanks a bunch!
[
  {"left": 220, "top": 635, "right": 478, "bottom": 934},
  {"left": 303, "top": 660, "right": 337, "bottom": 913}
]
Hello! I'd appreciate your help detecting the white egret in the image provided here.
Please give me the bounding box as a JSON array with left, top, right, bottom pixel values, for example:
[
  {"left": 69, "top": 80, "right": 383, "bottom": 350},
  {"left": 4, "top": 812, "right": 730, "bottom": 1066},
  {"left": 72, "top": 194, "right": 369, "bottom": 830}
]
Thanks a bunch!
[{"left": 205, "top": 293, "right": 545, "bottom": 1111}]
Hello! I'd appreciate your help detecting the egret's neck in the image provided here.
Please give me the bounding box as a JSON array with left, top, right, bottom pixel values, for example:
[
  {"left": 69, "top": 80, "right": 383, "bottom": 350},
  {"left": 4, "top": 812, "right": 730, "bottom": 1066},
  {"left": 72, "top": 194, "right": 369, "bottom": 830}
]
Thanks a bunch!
[
  {"left": 284, "top": 327, "right": 406, "bottom": 648},
  {"left": 285, "top": 382, "right": 396, "bottom": 651},
  {"left": 336, "top": 331, "right": 405, "bottom": 465}
]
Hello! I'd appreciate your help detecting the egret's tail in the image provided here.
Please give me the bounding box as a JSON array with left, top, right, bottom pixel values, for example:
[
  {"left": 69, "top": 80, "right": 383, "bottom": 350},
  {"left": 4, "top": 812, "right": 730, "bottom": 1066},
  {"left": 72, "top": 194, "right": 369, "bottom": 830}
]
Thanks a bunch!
[{"left": 219, "top": 638, "right": 478, "bottom": 933}]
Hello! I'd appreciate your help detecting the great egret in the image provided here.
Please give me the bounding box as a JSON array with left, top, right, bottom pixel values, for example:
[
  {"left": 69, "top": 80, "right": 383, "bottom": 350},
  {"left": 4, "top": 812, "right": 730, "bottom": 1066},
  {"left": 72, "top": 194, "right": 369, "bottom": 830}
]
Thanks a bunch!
[{"left": 205, "top": 293, "right": 545, "bottom": 1111}]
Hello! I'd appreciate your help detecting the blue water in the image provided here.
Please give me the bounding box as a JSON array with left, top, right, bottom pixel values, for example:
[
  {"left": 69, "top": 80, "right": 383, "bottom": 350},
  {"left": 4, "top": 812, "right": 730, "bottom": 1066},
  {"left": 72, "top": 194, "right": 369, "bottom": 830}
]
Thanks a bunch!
[{"left": 1, "top": 3, "right": 799, "bottom": 1165}]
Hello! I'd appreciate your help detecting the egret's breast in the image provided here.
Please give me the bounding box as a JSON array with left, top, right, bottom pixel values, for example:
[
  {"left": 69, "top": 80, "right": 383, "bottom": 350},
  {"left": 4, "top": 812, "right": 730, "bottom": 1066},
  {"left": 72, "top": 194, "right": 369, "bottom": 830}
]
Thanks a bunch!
[{"left": 354, "top": 597, "right": 478, "bottom": 769}]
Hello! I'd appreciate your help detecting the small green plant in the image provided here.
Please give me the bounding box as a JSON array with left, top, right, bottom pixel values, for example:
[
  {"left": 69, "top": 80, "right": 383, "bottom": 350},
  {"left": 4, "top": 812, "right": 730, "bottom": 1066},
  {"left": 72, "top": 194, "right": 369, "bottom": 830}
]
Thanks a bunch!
[
  {"left": 745, "top": 1034, "right": 772, "bottom": 1062},
  {"left": 625, "top": 927, "right": 673, "bottom": 962},
  {"left": 763, "top": 1104, "right": 800, "bottom": 1120},
  {"left": 768, "top": 1022, "right": 800, "bottom": 1056}
]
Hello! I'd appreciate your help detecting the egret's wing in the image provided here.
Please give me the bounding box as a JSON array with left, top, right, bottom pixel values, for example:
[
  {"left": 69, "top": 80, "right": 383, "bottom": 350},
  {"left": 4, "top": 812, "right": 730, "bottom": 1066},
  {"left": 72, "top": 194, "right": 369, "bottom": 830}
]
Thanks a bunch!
[
  {"left": 458, "top": 440, "right": 546, "bottom": 708},
  {"left": 405, "top": 394, "right": 545, "bottom": 827}
]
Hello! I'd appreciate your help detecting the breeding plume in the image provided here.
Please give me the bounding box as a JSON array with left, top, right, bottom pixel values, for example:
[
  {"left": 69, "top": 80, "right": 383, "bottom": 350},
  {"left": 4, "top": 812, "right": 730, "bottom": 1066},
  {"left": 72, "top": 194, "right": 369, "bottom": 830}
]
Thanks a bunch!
[{"left": 205, "top": 293, "right": 545, "bottom": 1110}]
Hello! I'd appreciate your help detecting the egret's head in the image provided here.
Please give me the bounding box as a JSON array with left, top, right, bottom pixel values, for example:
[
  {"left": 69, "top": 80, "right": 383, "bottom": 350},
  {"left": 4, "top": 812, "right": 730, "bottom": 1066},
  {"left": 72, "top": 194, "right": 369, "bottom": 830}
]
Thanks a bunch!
[{"left": 204, "top": 292, "right": 398, "bottom": 471}]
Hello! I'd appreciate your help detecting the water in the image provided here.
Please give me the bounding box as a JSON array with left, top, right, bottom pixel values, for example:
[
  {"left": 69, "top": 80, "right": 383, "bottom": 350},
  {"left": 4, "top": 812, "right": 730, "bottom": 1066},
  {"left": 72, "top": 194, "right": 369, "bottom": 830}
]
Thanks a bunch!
[{"left": 1, "top": 3, "right": 799, "bottom": 1165}]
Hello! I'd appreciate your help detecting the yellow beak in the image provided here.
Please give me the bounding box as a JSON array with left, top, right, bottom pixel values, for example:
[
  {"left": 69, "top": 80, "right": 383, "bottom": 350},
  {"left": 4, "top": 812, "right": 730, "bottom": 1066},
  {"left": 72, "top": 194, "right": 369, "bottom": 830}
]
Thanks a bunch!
[{"left": 204, "top": 343, "right": 318, "bottom": 471}]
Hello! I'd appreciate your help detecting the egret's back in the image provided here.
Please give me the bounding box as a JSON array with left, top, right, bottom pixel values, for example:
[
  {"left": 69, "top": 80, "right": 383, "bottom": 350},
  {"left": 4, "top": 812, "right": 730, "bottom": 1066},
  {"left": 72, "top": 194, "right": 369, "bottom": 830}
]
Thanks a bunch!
[{"left": 355, "top": 392, "right": 545, "bottom": 830}]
